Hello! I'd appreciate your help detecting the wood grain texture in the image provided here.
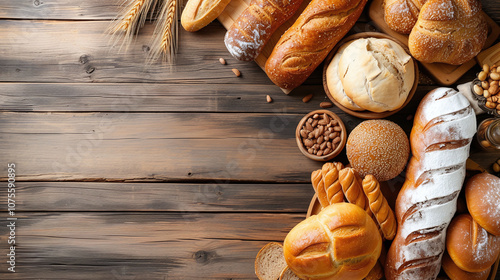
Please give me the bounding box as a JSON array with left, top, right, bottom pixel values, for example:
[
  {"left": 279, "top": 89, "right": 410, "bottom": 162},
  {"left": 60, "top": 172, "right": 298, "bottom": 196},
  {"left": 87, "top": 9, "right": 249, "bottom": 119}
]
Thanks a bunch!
[
  {"left": 0, "top": 112, "right": 332, "bottom": 182},
  {"left": 0, "top": 212, "right": 303, "bottom": 279},
  {"left": 0, "top": 83, "right": 326, "bottom": 113},
  {"left": 0, "top": 182, "right": 314, "bottom": 212}
]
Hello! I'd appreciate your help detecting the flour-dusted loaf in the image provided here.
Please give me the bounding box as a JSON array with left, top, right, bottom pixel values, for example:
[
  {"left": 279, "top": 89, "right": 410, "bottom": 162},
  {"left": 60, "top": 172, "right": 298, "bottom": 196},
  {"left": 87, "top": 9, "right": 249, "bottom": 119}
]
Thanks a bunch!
[
  {"left": 408, "top": 0, "right": 488, "bottom": 65},
  {"left": 383, "top": 0, "right": 426, "bottom": 34},
  {"left": 264, "top": 0, "right": 368, "bottom": 90},
  {"left": 385, "top": 88, "right": 477, "bottom": 280},
  {"left": 181, "top": 0, "right": 232, "bottom": 32},
  {"left": 224, "top": 0, "right": 304, "bottom": 61}
]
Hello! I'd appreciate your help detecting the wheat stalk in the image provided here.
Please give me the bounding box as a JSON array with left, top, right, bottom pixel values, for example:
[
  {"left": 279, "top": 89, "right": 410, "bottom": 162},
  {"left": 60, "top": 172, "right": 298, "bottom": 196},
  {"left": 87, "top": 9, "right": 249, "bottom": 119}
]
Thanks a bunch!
[
  {"left": 148, "top": 0, "right": 178, "bottom": 64},
  {"left": 108, "top": 0, "right": 157, "bottom": 51}
]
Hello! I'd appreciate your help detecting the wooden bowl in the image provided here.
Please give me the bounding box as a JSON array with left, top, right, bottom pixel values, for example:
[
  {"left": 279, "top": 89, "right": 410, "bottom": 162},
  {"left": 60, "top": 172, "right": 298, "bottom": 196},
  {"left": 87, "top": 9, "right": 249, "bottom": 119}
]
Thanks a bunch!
[
  {"left": 322, "top": 32, "right": 419, "bottom": 119},
  {"left": 296, "top": 110, "right": 347, "bottom": 161}
]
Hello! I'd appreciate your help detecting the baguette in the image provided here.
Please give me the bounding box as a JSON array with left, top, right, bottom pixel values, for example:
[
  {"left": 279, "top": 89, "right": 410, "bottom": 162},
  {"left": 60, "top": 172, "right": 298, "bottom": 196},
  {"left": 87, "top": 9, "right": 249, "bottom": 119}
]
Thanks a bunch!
[
  {"left": 264, "top": 0, "right": 368, "bottom": 90},
  {"left": 181, "top": 0, "right": 232, "bottom": 32},
  {"left": 385, "top": 88, "right": 477, "bottom": 280},
  {"left": 224, "top": 0, "right": 304, "bottom": 61}
]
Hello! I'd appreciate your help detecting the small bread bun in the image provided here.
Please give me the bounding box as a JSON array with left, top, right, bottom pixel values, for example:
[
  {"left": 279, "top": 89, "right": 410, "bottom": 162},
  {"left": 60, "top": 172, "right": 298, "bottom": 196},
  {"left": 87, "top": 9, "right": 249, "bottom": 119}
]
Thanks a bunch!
[
  {"left": 465, "top": 173, "right": 500, "bottom": 236},
  {"left": 442, "top": 252, "right": 491, "bottom": 280},
  {"left": 338, "top": 38, "right": 415, "bottom": 112},
  {"left": 446, "top": 214, "right": 500, "bottom": 272},
  {"left": 283, "top": 203, "right": 381, "bottom": 280},
  {"left": 346, "top": 120, "right": 409, "bottom": 181}
]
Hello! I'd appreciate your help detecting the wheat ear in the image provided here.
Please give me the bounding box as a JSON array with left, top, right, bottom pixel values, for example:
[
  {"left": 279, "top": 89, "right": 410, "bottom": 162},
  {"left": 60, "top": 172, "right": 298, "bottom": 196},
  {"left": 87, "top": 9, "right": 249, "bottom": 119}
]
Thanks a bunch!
[
  {"left": 148, "top": 0, "right": 178, "bottom": 64},
  {"left": 108, "top": 0, "right": 157, "bottom": 51}
]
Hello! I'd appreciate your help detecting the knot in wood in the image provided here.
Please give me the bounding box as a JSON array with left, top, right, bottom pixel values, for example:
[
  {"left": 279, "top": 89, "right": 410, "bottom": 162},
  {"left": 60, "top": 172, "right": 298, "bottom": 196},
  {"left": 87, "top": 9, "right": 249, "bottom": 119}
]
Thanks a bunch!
[
  {"left": 33, "top": 0, "right": 41, "bottom": 7},
  {"left": 79, "top": 54, "right": 90, "bottom": 64},
  {"left": 194, "top": 250, "right": 210, "bottom": 263}
]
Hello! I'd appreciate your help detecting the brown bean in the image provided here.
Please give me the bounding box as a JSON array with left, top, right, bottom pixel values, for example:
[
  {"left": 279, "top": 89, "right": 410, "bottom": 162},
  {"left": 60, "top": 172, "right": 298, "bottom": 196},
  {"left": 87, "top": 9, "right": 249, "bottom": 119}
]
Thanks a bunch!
[
  {"left": 320, "top": 141, "right": 327, "bottom": 150},
  {"left": 219, "top": 58, "right": 226, "bottom": 65},
  {"left": 317, "top": 150, "right": 323, "bottom": 156},
  {"left": 317, "top": 136, "right": 324, "bottom": 145},
  {"left": 327, "top": 141, "right": 332, "bottom": 148},
  {"left": 312, "top": 113, "right": 319, "bottom": 119},
  {"left": 324, "top": 148, "right": 331, "bottom": 155},
  {"left": 306, "top": 122, "right": 313, "bottom": 131},
  {"left": 332, "top": 136, "right": 341, "bottom": 144},
  {"left": 329, "top": 132, "right": 339, "bottom": 139},
  {"left": 320, "top": 101, "right": 333, "bottom": 108},
  {"left": 232, "top": 68, "right": 241, "bottom": 77},
  {"left": 300, "top": 129, "right": 308, "bottom": 138},
  {"left": 312, "top": 119, "right": 318, "bottom": 128},
  {"left": 304, "top": 139, "right": 314, "bottom": 147},
  {"left": 333, "top": 126, "right": 342, "bottom": 132},
  {"left": 308, "top": 132, "right": 314, "bottom": 139}
]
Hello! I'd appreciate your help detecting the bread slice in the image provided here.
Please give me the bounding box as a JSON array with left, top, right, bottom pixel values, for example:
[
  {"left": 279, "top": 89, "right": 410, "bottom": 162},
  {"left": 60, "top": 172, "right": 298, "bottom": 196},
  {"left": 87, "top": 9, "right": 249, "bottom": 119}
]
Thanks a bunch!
[
  {"left": 279, "top": 266, "right": 301, "bottom": 280},
  {"left": 255, "top": 242, "right": 287, "bottom": 280}
]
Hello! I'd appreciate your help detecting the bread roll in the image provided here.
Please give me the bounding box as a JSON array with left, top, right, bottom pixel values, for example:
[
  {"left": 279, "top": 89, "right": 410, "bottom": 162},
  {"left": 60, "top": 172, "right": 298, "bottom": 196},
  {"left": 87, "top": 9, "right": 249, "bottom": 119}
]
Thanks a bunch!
[
  {"left": 224, "top": 0, "right": 304, "bottom": 61},
  {"left": 442, "top": 252, "right": 491, "bottom": 280},
  {"left": 465, "top": 172, "right": 500, "bottom": 236},
  {"left": 408, "top": 0, "right": 488, "bottom": 65},
  {"left": 446, "top": 214, "right": 500, "bottom": 272},
  {"left": 325, "top": 41, "right": 363, "bottom": 111},
  {"left": 311, "top": 162, "right": 345, "bottom": 208},
  {"left": 283, "top": 203, "right": 382, "bottom": 280},
  {"left": 337, "top": 38, "right": 414, "bottom": 112},
  {"left": 181, "top": 0, "right": 232, "bottom": 32},
  {"left": 362, "top": 174, "right": 397, "bottom": 240},
  {"left": 385, "top": 88, "right": 477, "bottom": 280},
  {"left": 264, "top": 0, "right": 368, "bottom": 90},
  {"left": 383, "top": 0, "right": 425, "bottom": 34},
  {"left": 346, "top": 120, "right": 410, "bottom": 182}
]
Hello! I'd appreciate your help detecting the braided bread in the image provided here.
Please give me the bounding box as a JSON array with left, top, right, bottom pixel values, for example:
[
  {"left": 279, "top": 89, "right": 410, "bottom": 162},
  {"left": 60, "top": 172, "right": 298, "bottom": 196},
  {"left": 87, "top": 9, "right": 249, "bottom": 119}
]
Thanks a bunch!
[
  {"left": 362, "top": 174, "right": 397, "bottom": 240},
  {"left": 339, "top": 167, "right": 369, "bottom": 213},
  {"left": 385, "top": 88, "right": 477, "bottom": 280}
]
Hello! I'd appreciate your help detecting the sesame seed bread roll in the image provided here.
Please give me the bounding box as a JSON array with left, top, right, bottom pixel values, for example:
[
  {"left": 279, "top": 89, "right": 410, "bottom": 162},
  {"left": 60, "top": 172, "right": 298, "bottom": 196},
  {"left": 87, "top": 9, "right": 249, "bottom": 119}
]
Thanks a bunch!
[{"left": 346, "top": 120, "right": 410, "bottom": 182}]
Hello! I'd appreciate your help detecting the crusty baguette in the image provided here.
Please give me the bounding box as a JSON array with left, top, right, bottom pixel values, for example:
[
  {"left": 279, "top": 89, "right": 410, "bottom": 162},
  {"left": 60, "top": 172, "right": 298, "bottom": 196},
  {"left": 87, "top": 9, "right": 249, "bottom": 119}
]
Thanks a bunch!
[
  {"left": 181, "top": 0, "right": 232, "bottom": 32},
  {"left": 383, "top": 0, "right": 425, "bottom": 34},
  {"left": 385, "top": 88, "right": 477, "bottom": 280},
  {"left": 408, "top": 0, "right": 487, "bottom": 65},
  {"left": 264, "top": 0, "right": 368, "bottom": 90},
  {"left": 224, "top": 0, "right": 304, "bottom": 61},
  {"left": 362, "top": 174, "right": 397, "bottom": 240}
]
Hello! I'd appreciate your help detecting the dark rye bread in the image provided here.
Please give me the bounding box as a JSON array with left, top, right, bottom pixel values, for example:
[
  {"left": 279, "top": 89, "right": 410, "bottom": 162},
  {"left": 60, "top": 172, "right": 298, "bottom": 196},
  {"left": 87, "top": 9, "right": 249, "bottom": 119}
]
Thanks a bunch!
[{"left": 255, "top": 242, "right": 287, "bottom": 280}]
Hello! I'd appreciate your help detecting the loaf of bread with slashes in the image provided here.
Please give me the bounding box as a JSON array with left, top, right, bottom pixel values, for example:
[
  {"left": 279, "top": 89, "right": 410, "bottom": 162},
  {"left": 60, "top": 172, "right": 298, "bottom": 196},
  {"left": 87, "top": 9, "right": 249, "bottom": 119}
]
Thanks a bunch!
[{"left": 385, "top": 88, "right": 477, "bottom": 280}]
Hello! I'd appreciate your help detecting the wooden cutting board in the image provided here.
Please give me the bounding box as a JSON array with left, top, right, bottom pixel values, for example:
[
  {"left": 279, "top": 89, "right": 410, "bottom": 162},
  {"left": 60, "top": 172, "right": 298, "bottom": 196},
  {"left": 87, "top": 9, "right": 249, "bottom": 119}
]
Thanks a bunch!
[{"left": 369, "top": 0, "right": 500, "bottom": 86}]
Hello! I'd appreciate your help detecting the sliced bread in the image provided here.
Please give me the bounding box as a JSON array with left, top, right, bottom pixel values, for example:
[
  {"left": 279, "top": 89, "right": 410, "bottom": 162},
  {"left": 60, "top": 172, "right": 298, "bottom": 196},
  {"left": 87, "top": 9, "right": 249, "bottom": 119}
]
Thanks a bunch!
[{"left": 255, "top": 242, "right": 287, "bottom": 280}]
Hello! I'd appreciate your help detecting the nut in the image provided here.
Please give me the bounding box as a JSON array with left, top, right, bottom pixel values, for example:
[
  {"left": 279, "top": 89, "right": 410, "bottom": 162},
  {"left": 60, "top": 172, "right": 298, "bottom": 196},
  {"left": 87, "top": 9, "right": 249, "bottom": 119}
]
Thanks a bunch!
[
  {"left": 474, "top": 84, "right": 483, "bottom": 95},
  {"left": 299, "top": 113, "right": 342, "bottom": 157},
  {"left": 232, "top": 68, "right": 241, "bottom": 77},
  {"left": 486, "top": 101, "right": 496, "bottom": 109},
  {"left": 266, "top": 95, "right": 272, "bottom": 103},
  {"left": 483, "top": 64, "right": 490, "bottom": 73},
  {"left": 493, "top": 161, "right": 500, "bottom": 173},
  {"left": 219, "top": 58, "right": 226, "bottom": 65},
  {"left": 491, "top": 72, "right": 500, "bottom": 81},
  {"left": 482, "top": 81, "right": 489, "bottom": 90},
  {"left": 478, "top": 71, "right": 488, "bottom": 81},
  {"left": 302, "top": 94, "right": 313, "bottom": 103},
  {"left": 320, "top": 101, "right": 333, "bottom": 108}
]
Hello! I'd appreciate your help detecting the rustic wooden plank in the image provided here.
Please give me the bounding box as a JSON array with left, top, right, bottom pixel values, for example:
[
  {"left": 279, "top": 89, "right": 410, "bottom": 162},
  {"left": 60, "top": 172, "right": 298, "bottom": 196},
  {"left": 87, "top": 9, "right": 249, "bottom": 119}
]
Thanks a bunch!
[
  {"left": 0, "top": 212, "right": 303, "bottom": 279},
  {"left": 0, "top": 111, "right": 337, "bottom": 182},
  {"left": 0, "top": 182, "right": 314, "bottom": 212},
  {"left": 0, "top": 83, "right": 327, "bottom": 113},
  {"left": 0, "top": 20, "right": 273, "bottom": 84}
]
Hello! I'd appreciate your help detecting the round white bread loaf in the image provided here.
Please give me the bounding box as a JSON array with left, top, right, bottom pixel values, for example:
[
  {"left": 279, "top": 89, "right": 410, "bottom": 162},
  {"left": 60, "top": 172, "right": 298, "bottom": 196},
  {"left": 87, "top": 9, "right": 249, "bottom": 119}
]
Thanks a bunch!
[
  {"left": 338, "top": 38, "right": 415, "bottom": 112},
  {"left": 325, "top": 41, "right": 363, "bottom": 111},
  {"left": 283, "top": 202, "right": 381, "bottom": 280}
]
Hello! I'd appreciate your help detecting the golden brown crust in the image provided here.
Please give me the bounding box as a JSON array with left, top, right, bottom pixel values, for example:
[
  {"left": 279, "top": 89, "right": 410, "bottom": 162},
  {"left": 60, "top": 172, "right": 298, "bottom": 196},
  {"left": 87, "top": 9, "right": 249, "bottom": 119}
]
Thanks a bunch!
[
  {"left": 362, "top": 174, "right": 397, "bottom": 240},
  {"left": 339, "top": 168, "right": 368, "bottom": 212},
  {"left": 311, "top": 169, "right": 329, "bottom": 208},
  {"left": 321, "top": 163, "right": 345, "bottom": 205},
  {"left": 408, "top": 0, "right": 488, "bottom": 65},
  {"left": 383, "top": 0, "right": 422, "bottom": 34},
  {"left": 264, "top": 0, "right": 368, "bottom": 90},
  {"left": 446, "top": 214, "right": 500, "bottom": 272},
  {"left": 465, "top": 172, "right": 500, "bottom": 236},
  {"left": 181, "top": 0, "right": 233, "bottom": 32},
  {"left": 442, "top": 252, "right": 491, "bottom": 280},
  {"left": 224, "top": 0, "right": 304, "bottom": 61},
  {"left": 283, "top": 203, "right": 382, "bottom": 280}
]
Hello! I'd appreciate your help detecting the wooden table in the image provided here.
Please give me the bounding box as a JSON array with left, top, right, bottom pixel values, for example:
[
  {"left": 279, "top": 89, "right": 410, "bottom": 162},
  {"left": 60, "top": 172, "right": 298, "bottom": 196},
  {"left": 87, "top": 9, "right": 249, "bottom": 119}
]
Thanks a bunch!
[{"left": 0, "top": 0, "right": 499, "bottom": 279}]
